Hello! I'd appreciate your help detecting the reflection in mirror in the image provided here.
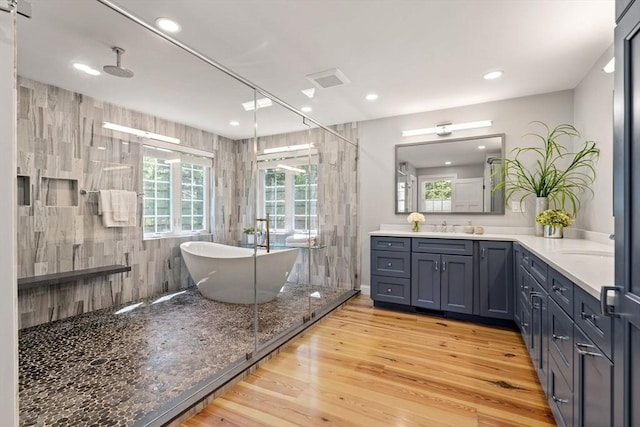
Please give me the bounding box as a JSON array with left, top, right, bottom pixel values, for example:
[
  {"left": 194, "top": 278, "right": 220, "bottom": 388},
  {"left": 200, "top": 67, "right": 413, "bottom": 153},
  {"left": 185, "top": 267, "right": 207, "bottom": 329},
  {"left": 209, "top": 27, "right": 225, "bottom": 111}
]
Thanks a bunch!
[{"left": 396, "top": 134, "right": 505, "bottom": 214}]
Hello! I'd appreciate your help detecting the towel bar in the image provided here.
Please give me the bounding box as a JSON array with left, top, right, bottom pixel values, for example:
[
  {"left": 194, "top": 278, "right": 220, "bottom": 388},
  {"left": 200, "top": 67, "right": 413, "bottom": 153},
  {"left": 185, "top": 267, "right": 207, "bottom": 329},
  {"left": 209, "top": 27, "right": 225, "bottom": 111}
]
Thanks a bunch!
[{"left": 80, "top": 189, "right": 144, "bottom": 196}]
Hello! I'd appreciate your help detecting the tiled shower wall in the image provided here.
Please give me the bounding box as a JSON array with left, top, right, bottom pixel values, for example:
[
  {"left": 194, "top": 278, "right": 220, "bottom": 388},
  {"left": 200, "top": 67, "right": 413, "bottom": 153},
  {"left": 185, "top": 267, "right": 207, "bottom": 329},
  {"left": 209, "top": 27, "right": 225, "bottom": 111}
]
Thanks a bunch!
[{"left": 16, "top": 78, "right": 237, "bottom": 328}]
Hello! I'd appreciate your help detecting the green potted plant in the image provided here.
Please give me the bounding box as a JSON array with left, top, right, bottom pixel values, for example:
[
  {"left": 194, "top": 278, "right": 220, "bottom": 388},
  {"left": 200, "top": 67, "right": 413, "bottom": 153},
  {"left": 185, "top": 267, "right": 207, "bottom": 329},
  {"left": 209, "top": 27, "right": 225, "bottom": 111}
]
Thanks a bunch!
[
  {"left": 535, "top": 209, "right": 574, "bottom": 239},
  {"left": 242, "top": 226, "right": 262, "bottom": 245},
  {"left": 494, "top": 122, "right": 599, "bottom": 235}
]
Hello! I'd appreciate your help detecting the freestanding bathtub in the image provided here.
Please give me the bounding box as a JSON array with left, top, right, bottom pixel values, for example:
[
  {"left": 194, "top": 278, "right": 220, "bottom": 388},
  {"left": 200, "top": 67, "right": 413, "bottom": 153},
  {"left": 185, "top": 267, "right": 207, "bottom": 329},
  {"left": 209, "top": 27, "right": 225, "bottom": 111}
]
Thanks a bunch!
[{"left": 180, "top": 241, "right": 300, "bottom": 304}]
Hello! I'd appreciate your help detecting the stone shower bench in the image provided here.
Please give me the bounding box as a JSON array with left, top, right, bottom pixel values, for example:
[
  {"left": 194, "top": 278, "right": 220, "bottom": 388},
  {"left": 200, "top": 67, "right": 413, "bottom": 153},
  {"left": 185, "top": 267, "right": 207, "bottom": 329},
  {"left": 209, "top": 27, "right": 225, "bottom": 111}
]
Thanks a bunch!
[{"left": 18, "top": 264, "right": 131, "bottom": 291}]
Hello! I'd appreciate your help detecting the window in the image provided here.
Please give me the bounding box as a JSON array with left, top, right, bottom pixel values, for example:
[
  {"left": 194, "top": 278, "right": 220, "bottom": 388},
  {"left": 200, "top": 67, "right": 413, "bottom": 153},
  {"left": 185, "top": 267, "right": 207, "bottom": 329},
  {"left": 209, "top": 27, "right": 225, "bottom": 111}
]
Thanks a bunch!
[
  {"left": 260, "top": 163, "right": 318, "bottom": 233},
  {"left": 143, "top": 146, "right": 211, "bottom": 237},
  {"left": 420, "top": 177, "right": 452, "bottom": 212}
]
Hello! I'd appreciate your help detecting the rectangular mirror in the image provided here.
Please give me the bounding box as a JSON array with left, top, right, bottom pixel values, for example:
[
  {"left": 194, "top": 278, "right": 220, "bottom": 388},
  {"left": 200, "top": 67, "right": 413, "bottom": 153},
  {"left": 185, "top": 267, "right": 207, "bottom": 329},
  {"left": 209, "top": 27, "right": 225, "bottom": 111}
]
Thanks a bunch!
[{"left": 396, "top": 134, "right": 505, "bottom": 214}]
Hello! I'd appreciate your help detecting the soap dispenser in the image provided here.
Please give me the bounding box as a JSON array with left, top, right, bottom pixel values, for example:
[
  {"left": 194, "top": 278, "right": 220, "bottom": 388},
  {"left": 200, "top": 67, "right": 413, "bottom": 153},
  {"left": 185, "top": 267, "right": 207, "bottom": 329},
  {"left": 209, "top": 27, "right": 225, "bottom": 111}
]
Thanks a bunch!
[{"left": 464, "top": 221, "right": 474, "bottom": 234}]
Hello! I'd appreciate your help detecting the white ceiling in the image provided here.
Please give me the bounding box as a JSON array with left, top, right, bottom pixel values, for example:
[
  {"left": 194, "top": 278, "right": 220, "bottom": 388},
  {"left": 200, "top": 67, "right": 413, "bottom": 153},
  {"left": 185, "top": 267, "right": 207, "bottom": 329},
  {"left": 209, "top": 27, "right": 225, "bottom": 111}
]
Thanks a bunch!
[{"left": 16, "top": 0, "right": 615, "bottom": 140}]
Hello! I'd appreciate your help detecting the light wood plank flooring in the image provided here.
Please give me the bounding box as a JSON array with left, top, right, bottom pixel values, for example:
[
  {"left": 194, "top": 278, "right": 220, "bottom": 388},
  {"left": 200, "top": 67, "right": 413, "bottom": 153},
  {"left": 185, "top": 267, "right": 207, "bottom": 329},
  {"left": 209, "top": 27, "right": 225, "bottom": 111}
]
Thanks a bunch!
[{"left": 182, "top": 296, "right": 555, "bottom": 427}]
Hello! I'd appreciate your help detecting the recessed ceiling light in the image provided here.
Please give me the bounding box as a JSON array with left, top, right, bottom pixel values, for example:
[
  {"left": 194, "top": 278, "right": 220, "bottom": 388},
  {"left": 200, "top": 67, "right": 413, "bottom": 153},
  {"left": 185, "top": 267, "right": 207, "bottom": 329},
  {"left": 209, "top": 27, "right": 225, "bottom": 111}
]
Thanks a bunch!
[
  {"left": 73, "top": 63, "right": 100, "bottom": 76},
  {"left": 242, "top": 97, "right": 273, "bottom": 111},
  {"left": 478, "top": 145, "right": 486, "bottom": 150},
  {"left": 229, "top": 121, "right": 240, "bottom": 126},
  {"left": 445, "top": 161, "right": 452, "bottom": 165},
  {"left": 603, "top": 57, "right": 615, "bottom": 73},
  {"left": 365, "top": 93, "right": 379, "bottom": 101},
  {"left": 97, "top": 146, "right": 107, "bottom": 150},
  {"left": 155, "top": 17, "right": 181, "bottom": 33},
  {"left": 301, "top": 88, "right": 316, "bottom": 98},
  {"left": 301, "top": 106, "right": 312, "bottom": 113},
  {"left": 483, "top": 70, "right": 503, "bottom": 80}
]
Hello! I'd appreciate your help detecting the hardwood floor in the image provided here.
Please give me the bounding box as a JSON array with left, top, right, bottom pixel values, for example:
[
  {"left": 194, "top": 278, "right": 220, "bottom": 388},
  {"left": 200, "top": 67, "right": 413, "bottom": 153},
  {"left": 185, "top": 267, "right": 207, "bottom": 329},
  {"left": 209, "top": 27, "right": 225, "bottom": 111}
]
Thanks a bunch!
[{"left": 182, "top": 296, "right": 555, "bottom": 427}]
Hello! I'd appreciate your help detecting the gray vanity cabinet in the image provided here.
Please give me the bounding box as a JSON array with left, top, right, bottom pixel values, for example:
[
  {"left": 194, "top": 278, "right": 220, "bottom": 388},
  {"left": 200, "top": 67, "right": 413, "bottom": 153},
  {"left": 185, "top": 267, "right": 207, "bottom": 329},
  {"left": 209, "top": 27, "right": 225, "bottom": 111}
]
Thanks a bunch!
[
  {"left": 478, "top": 241, "right": 513, "bottom": 319},
  {"left": 411, "top": 239, "right": 473, "bottom": 314},
  {"left": 370, "top": 237, "right": 411, "bottom": 305}
]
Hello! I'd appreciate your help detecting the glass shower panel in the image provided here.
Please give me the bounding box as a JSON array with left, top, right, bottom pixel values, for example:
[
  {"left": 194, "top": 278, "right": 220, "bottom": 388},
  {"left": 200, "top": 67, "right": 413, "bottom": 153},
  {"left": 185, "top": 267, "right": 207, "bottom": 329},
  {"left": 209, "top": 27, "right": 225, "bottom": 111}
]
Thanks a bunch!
[
  {"left": 16, "top": 1, "right": 259, "bottom": 425},
  {"left": 309, "top": 124, "right": 360, "bottom": 315},
  {"left": 254, "top": 95, "right": 313, "bottom": 349}
]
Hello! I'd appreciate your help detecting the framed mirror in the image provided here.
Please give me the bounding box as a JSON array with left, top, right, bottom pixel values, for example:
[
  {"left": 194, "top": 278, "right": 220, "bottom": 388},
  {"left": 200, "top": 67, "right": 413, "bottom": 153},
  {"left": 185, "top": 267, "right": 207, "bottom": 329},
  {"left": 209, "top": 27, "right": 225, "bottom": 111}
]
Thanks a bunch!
[{"left": 395, "top": 134, "right": 505, "bottom": 214}]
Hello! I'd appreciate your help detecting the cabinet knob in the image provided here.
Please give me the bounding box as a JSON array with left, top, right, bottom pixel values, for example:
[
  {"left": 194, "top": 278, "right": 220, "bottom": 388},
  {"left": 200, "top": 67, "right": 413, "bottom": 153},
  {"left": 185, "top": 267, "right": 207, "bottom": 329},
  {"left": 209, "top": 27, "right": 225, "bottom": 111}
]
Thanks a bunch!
[
  {"left": 387, "top": 243, "right": 392, "bottom": 247},
  {"left": 387, "top": 262, "right": 393, "bottom": 267},
  {"left": 387, "top": 288, "right": 392, "bottom": 293}
]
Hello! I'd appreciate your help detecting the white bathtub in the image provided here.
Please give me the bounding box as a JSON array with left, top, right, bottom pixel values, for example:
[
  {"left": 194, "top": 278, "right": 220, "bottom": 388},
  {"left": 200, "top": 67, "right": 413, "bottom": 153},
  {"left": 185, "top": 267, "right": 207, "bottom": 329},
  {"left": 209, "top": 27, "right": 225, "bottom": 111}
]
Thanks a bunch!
[{"left": 179, "top": 242, "right": 299, "bottom": 304}]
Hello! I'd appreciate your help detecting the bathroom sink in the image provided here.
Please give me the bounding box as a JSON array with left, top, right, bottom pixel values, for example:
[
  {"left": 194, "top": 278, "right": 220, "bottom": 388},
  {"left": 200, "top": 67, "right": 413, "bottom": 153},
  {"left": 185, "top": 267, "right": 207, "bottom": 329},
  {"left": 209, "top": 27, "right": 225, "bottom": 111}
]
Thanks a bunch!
[{"left": 555, "top": 249, "right": 614, "bottom": 258}]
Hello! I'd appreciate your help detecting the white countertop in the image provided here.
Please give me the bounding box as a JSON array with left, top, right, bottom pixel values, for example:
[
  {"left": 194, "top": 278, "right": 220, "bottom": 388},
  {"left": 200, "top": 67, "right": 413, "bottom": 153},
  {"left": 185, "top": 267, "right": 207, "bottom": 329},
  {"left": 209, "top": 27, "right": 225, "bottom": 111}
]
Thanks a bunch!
[{"left": 369, "top": 229, "right": 614, "bottom": 300}]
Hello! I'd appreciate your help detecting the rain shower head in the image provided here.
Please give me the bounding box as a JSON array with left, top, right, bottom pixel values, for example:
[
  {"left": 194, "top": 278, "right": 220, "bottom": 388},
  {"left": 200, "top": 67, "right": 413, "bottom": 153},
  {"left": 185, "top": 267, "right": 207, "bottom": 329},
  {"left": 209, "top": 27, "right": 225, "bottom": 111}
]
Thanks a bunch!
[{"left": 103, "top": 47, "right": 134, "bottom": 78}]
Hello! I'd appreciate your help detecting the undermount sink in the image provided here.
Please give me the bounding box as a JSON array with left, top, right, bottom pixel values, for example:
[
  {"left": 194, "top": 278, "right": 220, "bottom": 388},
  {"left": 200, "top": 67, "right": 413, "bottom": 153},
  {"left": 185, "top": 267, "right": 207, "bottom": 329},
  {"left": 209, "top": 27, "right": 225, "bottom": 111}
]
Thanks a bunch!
[{"left": 555, "top": 249, "right": 614, "bottom": 258}]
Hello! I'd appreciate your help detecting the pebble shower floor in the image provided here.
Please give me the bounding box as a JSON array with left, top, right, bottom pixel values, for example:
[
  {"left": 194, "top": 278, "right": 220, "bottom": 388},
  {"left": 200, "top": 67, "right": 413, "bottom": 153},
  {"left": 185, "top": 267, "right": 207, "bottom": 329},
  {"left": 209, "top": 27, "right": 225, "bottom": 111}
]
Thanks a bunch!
[{"left": 19, "top": 283, "right": 349, "bottom": 426}]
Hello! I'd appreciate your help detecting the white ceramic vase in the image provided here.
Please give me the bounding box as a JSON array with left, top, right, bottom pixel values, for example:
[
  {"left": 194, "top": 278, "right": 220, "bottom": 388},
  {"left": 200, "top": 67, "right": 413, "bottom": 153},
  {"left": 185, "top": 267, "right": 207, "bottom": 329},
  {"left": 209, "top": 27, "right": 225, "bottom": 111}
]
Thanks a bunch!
[
  {"left": 543, "top": 225, "right": 563, "bottom": 239},
  {"left": 535, "top": 197, "right": 549, "bottom": 236}
]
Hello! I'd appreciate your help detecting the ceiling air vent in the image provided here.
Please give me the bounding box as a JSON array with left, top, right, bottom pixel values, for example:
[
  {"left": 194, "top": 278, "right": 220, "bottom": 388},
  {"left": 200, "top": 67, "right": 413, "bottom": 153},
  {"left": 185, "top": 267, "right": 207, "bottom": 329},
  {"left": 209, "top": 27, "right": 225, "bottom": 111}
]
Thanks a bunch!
[{"left": 306, "top": 68, "right": 350, "bottom": 89}]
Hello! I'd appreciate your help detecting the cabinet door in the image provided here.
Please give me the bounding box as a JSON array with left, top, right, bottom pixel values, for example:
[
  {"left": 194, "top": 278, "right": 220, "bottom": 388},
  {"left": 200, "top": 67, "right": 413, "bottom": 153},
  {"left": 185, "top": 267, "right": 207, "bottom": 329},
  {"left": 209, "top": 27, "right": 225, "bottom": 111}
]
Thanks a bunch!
[
  {"left": 530, "top": 275, "right": 549, "bottom": 392},
  {"left": 411, "top": 253, "right": 440, "bottom": 310},
  {"left": 574, "top": 326, "right": 613, "bottom": 427},
  {"left": 478, "top": 241, "right": 513, "bottom": 319},
  {"left": 441, "top": 254, "right": 473, "bottom": 314}
]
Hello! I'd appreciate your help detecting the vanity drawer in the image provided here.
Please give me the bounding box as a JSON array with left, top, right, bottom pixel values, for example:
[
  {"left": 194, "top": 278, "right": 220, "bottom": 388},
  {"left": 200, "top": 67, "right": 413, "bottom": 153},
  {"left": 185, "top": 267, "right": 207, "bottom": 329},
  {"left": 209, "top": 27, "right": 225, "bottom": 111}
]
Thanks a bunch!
[
  {"left": 528, "top": 253, "right": 548, "bottom": 289},
  {"left": 549, "top": 299, "right": 574, "bottom": 388},
  {"left": 412, "top": 238, "right": 472, "bottom": 255},
  {"left": 549, "top": 269, "right": 574, "bottom": 317},
  {"left": 371, "top": 236, "right": 411, "bottom": 252},
  {"left": 371, "top": 251, "right": 411, "bottom": 278},
  {"left": 574, "top": 286, "right": 613, "bottom": 360},
  {"left": 549, "top": 355, "right": 574, "bottom": 427},
  {"left": 372, "top": 276, "right": 410, "bottom": 305}
]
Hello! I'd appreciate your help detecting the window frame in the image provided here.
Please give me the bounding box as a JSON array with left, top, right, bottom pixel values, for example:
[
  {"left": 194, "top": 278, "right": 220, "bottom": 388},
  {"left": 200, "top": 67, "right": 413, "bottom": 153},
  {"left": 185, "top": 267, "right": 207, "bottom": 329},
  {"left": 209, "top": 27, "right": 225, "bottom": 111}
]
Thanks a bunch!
[{"left": 143, "top": 145, "right": 212, "bottom": 239}]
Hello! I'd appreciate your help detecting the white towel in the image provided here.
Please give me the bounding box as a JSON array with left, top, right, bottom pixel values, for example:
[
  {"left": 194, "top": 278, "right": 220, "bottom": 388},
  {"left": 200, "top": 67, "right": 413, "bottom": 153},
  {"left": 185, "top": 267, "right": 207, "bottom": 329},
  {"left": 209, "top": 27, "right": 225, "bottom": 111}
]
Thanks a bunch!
[
  {"left": 285, "top": 234, "right": 317, "bottom": 246},
  {"left": 98, "top": 189, "right": 137, "bottom": 227}
]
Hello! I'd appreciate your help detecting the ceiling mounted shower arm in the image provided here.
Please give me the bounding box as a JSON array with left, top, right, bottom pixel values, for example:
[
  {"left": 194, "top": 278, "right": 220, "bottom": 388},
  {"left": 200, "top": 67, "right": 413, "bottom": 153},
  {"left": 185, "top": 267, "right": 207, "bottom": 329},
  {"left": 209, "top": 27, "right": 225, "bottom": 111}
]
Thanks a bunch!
[{"left": 95, "top": 0, "right": 356, "bottom": 147}]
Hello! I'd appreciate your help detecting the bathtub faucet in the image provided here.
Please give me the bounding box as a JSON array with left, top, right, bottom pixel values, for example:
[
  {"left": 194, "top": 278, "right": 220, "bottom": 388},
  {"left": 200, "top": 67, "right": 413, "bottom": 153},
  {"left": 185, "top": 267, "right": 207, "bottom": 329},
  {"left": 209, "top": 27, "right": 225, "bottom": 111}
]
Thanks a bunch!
[{"left": 256, "top": 215, "right": 271, "bottom": 253}]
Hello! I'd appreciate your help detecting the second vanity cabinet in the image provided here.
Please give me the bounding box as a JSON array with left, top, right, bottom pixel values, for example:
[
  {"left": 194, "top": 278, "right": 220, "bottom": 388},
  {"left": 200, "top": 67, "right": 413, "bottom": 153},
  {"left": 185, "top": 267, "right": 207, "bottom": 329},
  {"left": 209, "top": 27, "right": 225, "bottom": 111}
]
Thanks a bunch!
[{"left": 411, "top": 238, "right": 473, "bottom": 314}]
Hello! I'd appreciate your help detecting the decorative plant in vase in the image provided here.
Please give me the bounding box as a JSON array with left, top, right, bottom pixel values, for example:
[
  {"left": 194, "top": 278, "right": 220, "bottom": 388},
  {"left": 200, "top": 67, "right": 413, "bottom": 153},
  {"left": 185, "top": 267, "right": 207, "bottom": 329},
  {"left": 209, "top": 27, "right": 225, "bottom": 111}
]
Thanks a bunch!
[
  {"left": 242, "top": 226, "right": 263, "bottom": 244},
  {"left": 535, "top": 209, "right": 574, "bottom": 239},
  {"left": 493, "top": 122, "right": 599, "bottom": 235},
  {"left": 407, "top": 212, "right": 425, "bottom": 232}
]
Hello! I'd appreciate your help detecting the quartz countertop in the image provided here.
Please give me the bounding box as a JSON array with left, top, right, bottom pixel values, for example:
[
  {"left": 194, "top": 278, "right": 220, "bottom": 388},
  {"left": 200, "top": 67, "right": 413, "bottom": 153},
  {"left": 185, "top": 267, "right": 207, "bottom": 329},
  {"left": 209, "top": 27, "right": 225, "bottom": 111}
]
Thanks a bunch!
[{"left": 369, "top": 230, "right": 614, "bottom": 300}]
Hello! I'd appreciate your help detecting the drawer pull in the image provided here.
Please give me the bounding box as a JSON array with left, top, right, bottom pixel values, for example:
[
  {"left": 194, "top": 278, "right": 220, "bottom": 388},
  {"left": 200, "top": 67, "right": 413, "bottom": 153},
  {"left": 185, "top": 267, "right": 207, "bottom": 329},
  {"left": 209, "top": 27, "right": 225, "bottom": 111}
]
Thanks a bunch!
[
  {"left": 387, "top": 242, "right": 392, "bottom": 247},
  {"left": 552, "top": 334, "right": 569, "bottom": 341},
  {"left": 481, "top": 247, "right": 486, "bottom": 259},
  {"left": 580, "top": 312, "right": 597, "bottom": 322},
  {"left": 576, "top": 342, "right": 603, "bottom": 357},
  {"left": 521, "top": 321, "right": 529, "bottom": 327},
  {"left": 387, "top": 262, "right": 393, "bottom": 267},
  {"left": 552, "top": 395, "right": 569, "bottom": 404},
  {"left": 387, "top": 288, "right": 392, "bottom": 293},
  {"left": 552, "top": 285, "right": 568, "bottom": 293}
]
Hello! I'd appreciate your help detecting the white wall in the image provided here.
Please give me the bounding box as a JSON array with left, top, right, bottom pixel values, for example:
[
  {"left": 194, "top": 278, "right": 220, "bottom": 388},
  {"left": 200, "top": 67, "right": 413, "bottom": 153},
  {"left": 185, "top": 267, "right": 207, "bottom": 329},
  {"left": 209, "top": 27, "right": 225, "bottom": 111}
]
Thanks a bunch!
[
  {"left": 0, "top": 8, "right": 18, "bottom": 427},
  {"left": 359, "top": 90, "right": 574, "bottom": 286},
  {"left": 573, "top": 44, "right": 615, "bottom": 234}
]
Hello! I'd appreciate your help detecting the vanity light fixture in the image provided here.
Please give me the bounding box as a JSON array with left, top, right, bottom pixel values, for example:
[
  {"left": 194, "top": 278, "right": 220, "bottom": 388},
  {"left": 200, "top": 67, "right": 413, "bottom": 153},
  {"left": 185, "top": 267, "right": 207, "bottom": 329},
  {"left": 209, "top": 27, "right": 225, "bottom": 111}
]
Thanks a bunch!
[
  {"left": 365, "top": 93, "right": 379, "bottom": 101},
  {"left": 483, "top": 70, "right": 503, "bottom": 80},
  {"left": 301, "top": 106, "right": 312, "bottom": 113},
  {"left": 402, "top": 120, "right": 493, "bottom": 137},
  {"left": 277, "top": 164, "right": 306, "bottom": 173},
  {"left": 263, "top": 143, "right": 314, "bottom": 154},
  {"left": 603, "top": 57, "right": 615, "bottom": 73},
  {"left": 301, "top": 88, "right": 316, "bottom": 98},
  {"left": 229, "top": 121, "right": 240, "bottom": 126},
  {"left": 73, "top": 63, "right": 101, "bottom": 76},
  {"left": 103, "top": 122, "right": 180, "bottom": 144},
  {"left": 242, "top": 97, "right": 273, "bottom": 111},
  {"left": 155, "top": 18, "right": 181, "bottom": 33}
]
